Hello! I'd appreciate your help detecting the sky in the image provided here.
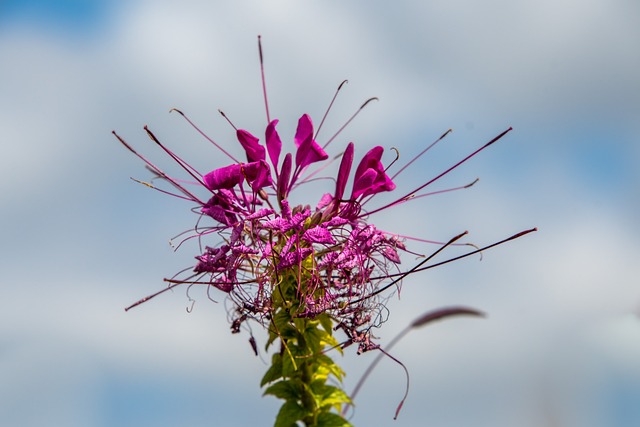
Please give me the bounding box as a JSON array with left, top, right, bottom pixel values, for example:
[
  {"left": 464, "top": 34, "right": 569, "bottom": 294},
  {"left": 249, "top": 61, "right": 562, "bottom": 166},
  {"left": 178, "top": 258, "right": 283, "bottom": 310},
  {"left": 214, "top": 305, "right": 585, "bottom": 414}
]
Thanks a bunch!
[{"left": 0, "top": 1, "right": 639, "bottom": 426}]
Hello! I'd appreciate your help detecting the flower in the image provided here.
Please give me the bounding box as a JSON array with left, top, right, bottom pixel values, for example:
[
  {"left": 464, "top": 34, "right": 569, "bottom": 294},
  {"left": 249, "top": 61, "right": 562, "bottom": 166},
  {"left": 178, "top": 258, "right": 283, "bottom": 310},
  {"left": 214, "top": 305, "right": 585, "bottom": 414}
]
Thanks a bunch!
[
  {"left": 196, "top": 113, "right": 405, "bottom": 352},
  {"left": 115, "top": 37, "right": 536, "bottom": 426},
  {"left": 116, "top": 103, "right": 522, "bottom": 352}
]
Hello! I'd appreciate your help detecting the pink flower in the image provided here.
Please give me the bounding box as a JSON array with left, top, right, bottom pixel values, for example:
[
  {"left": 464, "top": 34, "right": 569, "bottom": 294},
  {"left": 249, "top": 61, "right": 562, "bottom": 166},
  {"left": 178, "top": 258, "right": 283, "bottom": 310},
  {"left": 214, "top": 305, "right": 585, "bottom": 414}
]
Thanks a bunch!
[{"left": 115, "top": 39, "right": 530, "bottom": 355}]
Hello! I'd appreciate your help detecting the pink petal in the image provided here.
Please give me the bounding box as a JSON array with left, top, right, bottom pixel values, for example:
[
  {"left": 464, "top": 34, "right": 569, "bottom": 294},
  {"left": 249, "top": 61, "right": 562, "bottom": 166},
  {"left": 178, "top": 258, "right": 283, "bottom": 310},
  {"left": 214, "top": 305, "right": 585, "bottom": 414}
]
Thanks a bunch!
[
  {"left": 351, "top": 146, "right": 396, "bottom": 199},
  {"left": 335, "top": 142, "right": 354, "bottom": 201},
  {"left": 203, "top": 164, "right": 243, "bottom": 190},
  {"left": 242, "top": 160, "right": 273, "bottom": 190},
  {"left": 294, "top": 114, "right": 328, "bottom": 169},
  {"left": 265, "top": 119, "right": 282, "bottom": 172},
  {"left": 237, "top": 129, "right": 266, "bottom": 163},
  {"left": 316, "top": 193, "right": 333, "bottom": 210},
  {"left": 381, "top": 246, "right": 401, "bottom": 263},
  {"left": 303, "top": 226, "right": 336, "bottom": 245},
  {"left": 277, "top": 153, "right": 292, "bottom": 201}
]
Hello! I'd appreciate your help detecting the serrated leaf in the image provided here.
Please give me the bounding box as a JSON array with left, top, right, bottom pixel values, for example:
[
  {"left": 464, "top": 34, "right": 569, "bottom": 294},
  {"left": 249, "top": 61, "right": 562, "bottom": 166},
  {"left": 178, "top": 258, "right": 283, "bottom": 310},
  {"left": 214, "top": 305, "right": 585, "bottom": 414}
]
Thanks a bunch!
[{"left": 274, "top": 400, "right": 305, "bottom": 427}]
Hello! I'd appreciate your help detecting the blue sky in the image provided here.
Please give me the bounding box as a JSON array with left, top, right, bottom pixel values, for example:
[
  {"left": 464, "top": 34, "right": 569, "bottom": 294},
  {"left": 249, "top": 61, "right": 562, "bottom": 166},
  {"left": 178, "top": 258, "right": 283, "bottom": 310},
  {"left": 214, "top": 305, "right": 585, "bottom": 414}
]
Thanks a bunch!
[{"left": 1, "top": 1, "right": 639, "bottom": 427}]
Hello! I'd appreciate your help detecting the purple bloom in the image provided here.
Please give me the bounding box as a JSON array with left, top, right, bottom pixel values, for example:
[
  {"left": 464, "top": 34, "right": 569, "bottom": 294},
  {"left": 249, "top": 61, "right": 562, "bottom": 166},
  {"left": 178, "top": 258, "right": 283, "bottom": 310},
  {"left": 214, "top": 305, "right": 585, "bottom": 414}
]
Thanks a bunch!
[
  {"left": 115, "top": 39, "right": 537, "bottom": 427},
  {"left": 116, "top": 41, "right": 526, "bottom": 357}
]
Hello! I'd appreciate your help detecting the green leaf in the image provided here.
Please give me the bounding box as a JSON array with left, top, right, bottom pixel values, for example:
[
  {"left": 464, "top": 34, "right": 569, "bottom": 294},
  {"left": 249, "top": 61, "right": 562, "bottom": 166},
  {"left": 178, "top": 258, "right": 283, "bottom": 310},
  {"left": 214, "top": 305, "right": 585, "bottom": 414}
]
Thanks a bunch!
[
  {"left": 318, "top": 313, "right": 333, "bottom": 334},
  {"left": 318, "top": 386, "right": 352, "bottom": 407},
  {"left": 316, "top": 412, "right": 353, "bottom": 427},
  {"left": 316, "top": 354, "right": 345, "bottom": 381},
  {"left": 281, "top": 347, "right": 298, "bottom": 377},
  {"left": 261, "top": 353, "right": 283, "bottom": 386},
  {"left": 274, "top": 400, "right": 305, "bottom": 427},
  {"left": 263, "top": 380, "right": 298, "bottom": 400}
]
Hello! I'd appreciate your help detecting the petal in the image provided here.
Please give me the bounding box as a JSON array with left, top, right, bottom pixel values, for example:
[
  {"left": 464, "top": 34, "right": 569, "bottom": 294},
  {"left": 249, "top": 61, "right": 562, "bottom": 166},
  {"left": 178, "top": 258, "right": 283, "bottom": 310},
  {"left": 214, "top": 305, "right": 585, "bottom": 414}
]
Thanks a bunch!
[
  {"left": 265, "top": 119, "right": 282, "bottom": 172},
  {"left": 381, "top": 246, "right": 401, "bottom": 263},
  {"left": 353, "top": 146, "right": 383, "bottom": 184},
  {"left": 316, "top": 193, "right": 333, "bottom": 210},
  {"left": 303, "top": 226, "right": 336, "bottom": 245},
  {"left": 236, "top": 129, "right": 266, "bottom": 163},
  {"left": 351, "top": 169, "right": 378, "bottom": 200},
  {"left": 242, "top": 160, "right": 273, "bottom": 190},
  {"left": 294, "top": 114, "right": 328, "bottom": 169},
  {"left": 203, "top": 164, "right": 243, "bottom": 190},
  {"left": 277, "top": 153, "right": 292, "bottom": 201},
  {"left": 351, "top": 146, "right": 396, "bottom": 199},
  {"left": 335, "top": 142, "right": 354, "bottom": 201}
]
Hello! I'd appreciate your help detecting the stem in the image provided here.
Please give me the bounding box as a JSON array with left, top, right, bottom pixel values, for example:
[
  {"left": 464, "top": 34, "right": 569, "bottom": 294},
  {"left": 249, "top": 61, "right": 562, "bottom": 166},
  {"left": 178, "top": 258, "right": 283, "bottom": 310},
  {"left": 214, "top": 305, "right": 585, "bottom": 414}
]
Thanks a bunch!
[{"left": 263, "top": 274, "right": 352, "bottom": 427}]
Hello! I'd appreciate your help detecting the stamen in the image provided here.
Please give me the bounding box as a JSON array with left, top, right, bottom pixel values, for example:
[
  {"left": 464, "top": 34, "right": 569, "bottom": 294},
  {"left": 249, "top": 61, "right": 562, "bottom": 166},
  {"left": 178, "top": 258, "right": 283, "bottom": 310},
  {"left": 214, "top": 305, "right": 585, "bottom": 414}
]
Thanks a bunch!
[
  {"left": 112, "top": 131, "right": 203, "bottom": 204},
  {"left": 129, "top": 177, "right": 194, "bottom": 201},
  {"left": 372, "top": 227, "right": 538, "bottom": 287},
  {"left": 315, "top": 79, "right": 348, "bottom": 141},
  {"left": 144, "top": 126, "right": 207, "bottom": 190},
  {"left": 344, "top": 307, "right": 484, "bottom": 416},
  {"left": 170, "top": 108, "right": 239, "bottom": 163},
  {"left": 349, "top": 231, "right": 469, "bottom": 306},
  {"left": 408, "top": 177, "right": 480, "bottom": 201},
  {"left": 386, "top": 147, "right": 401, "bottom": 172},
  {"left": 218, "top": 109, "right": 238, "bottom": 131},
  {"left": 322, "top": 96, "right": 379, "bottom": 150},
  {"left": 391, "top": 128, "right": 452, "bottom": 180},
  {"left": 258, "top": 35, "right": 270, "bottom": 124},
  {"left": 363, "top": 128, "right": 512, "bottom": 218},
  {"left": 123, "top": 269, "right": 192, "bottom": 312}
]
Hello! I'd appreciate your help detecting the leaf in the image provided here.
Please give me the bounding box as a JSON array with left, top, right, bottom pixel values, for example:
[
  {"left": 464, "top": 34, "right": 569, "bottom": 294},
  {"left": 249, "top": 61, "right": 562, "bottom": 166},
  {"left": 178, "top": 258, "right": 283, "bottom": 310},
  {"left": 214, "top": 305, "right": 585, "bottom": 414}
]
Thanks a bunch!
[
  {"left": 281, "top": 347, "right": 298, "bottom": 377},
  {"left": 263, "top": 380, "right": 298, "bottom": 400},
  {"left": 321, "top": 387, "right": 352, "bottom": 408},
  {"left": 261, "top": 353, "right": 283, "bottom": 386},
  {"left": 274, "top": 400, "right": 305, "bottom": 427},
  {"left": 316, "top": 412, "right": 353, "bottom": 427},
  {"left": 318, "top": 313, "right": 333, "bottom": 335},
  {"left": 316, "top": 354, "right": 345, "bottom": 381}
]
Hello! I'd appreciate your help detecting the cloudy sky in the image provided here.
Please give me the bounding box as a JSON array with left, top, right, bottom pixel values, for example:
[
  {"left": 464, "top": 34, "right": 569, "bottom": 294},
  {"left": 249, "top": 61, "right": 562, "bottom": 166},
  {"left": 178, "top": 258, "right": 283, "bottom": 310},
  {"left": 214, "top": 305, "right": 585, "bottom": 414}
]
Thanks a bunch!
[{"left": 1, "top": 1, "right": 639, "bottom": 426}]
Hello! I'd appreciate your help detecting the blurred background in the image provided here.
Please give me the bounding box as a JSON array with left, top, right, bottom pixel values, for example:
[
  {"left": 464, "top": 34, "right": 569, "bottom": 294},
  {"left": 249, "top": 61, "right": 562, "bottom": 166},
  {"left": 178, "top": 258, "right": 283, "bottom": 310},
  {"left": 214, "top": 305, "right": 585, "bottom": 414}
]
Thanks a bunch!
[{"left": 1, "top": 1, "right": 639, "bottom": 426}]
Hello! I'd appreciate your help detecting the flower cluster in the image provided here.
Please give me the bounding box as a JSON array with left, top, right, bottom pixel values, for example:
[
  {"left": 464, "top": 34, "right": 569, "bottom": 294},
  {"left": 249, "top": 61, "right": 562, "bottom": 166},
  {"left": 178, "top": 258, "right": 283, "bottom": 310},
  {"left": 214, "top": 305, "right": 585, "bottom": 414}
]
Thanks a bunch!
[
  {"left": 119, "top": 111, "right": 413, "bottom": 353},
  {"left": 115, "top": 39, "right": 538, "bottom": 427}
]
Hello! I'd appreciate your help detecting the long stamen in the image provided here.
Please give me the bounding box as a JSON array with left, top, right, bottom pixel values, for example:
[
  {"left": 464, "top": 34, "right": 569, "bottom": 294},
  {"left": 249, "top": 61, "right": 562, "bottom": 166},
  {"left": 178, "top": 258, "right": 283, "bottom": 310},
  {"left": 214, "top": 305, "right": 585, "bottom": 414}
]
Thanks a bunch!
[
  {"left": 144, "top": 126, "right": 207, "bottom": 188},
  {"left": 170, "top": 108, "right": 239, "bottom": 163},
  {"left": 124, "top": 267, "right": 194, "bottom": 311},
  {"left": 402, "top": 177, "right": 479, "bottom": 203},
  {"left": 258, "top": 35, "right": 271, "bottom": 124},
  {"left": 364, "top": 227, "right": 538, "bottom": 299},
  {"left": 408, "top": 227, "right": 538, "bottom": 275},
  {"left": 315, "top": 79, "right": 348, "bottom": 141},
  {"left": 129, "top": 177, "right": 195, "bottom": 201},
  {"left": 391, "top": 128, "right": 452, "bottom": 180},
  {"left": 218, "top": 109, "right": 238, "bottom": 131},
  {"left": 343, "top": 307, "right": 485, "bottom": 416},
  {"left": 349, "top": 231, "right": 469, "bottom": 306},
  {"left": 112, "top": 131, "right": 203, "bottom": 204},
  {"left": 322, "top": 97, "right": 378, "bottom": 150},
  {"left": 362, "top": 127, "right": 512, "bottom": 218}
]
